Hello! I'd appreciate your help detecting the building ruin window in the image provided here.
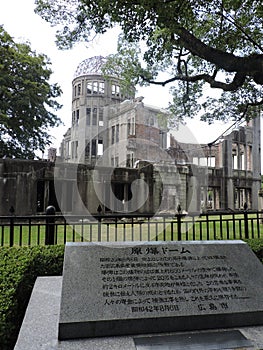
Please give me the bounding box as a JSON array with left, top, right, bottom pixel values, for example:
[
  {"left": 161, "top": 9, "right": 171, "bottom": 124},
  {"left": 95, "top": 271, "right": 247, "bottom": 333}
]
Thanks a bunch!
[
  {"left": 93, "top": 81, "right": 98, "bottom": 94},
  {"left": 71, "top": 141, "right": 78, "bottom": 159},
  {"left": 99, "top": 82, "right": 105, "bottom": 94},
  {"left": 75, "top": 141, "right": 78, "bottom": 158},
  {"left": 77, "top": 83, "right": 81, "bottom": 95},
  {"left": 111, "top": 83, "right": 120, "bottom": 96},
  {"left": 85, "top": 138, "right": 105, "bottom": 159},
  {"left": 232, "top": 146, "right": 238, "bottom": 169},
  {"left": 193, "top": 157, "right": 198, "bottom": 165},
  {"left": 126, "top": 153, "right": 134, "bottom": 167},
  {"left": 76, "top": 109, "right": 79, "bottom": 125},
  {"left": 98, "top": 139, "right": 103, "bottom": 155},
  {"left": 86, "top": 107, "right": 91, "bottom": 125},
  {"left": 92, "top": 107, "right": 97, "bottom": 125},
  {"left": 65, "top": 141, "right": 71, "bottom": 158},
  {"left": 111, "top": 126, "right": 115, "bottom": 144},
  {"left": 241, "top": 152, "right": 245, "bottom": 170},
  {"left": 85, "top": 140, "right": 90, "bottom": 159},
  {"left": 99, "top": 108, "right": 104, "bottom": 126},
  {"left": 86, "top": 106, "right": 100, "bottom": 126},
  {"left": 234, "top": 188, "right": 251, "bottom": 209},
  {"left": 159, "top": 130, "right": 166, "bottom": 149},
  {"left": 116, "top": 124, "right": 119, "bottom": 143},
  {"left": 72, "top": 111, "right": 75, "bottom": 125},
  {"left": 91, "top": 139, "right": 96, "bottom": 156},
  {"left": 232, "top": 143, "right": 246, "bottom": 170},
  {"left": 87, "top": 81, "right": 92, "bottom": 94},
  {"left": 247, "top": 145, "right": 253, "bottom": 171},
  {"left": 74, "top": 83, "right": 81, "bottom": 97},
  {"left": 127, "top": 117, "right": 135, "bottom": 136},
  {"left": 72, "top": 110, "right": 79, "bottom": 126},
  {"left": 87, "top": 80, "right": 105, "bottom": 95},
  {"left": 209, "top": 156, "right": 215, "bottom": 167}
]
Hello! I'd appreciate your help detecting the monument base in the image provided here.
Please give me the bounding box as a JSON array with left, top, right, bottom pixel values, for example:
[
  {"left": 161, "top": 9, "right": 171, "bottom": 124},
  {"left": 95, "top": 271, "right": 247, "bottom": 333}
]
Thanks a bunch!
[{"left": 14, "top": 276, "right": 263, "bottom": 349}]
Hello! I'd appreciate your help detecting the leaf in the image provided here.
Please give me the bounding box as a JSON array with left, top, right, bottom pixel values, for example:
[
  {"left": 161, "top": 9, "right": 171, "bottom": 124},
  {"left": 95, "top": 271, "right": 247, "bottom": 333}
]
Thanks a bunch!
[{"left": 0, "top": 26, "right": 62, "bottom": 158}]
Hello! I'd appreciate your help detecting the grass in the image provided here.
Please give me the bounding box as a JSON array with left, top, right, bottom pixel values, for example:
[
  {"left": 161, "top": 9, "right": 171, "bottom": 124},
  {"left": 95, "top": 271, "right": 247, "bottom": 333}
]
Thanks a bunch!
[
  {"left": 0, "top": 213, "right": 262, "bottom": 246},
  {"left": 158, "top": 214, "right": 263, "bottom": 241},
  {"left": 0, "top": 221, "right": 166, "bottom": 246}
]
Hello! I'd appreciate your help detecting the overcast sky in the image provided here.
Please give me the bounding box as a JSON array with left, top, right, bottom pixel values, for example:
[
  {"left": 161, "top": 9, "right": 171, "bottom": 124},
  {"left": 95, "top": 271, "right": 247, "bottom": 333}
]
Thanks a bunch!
[{"left": 0, "top": 0, "right": 252, "bottom": 155}]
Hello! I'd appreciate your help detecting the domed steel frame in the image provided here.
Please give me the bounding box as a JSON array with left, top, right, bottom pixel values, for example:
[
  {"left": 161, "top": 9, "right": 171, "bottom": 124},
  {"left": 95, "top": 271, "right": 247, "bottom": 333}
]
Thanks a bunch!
[{"left": 74, "top": 56, "right": 108, "bottom": 78}]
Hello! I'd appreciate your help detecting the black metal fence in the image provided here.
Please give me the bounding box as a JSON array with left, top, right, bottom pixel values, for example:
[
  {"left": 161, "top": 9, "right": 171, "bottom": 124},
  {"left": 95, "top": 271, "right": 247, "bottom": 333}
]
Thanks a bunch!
[{"left": 1, "top": 209, "right": 263, "bottom": 247}]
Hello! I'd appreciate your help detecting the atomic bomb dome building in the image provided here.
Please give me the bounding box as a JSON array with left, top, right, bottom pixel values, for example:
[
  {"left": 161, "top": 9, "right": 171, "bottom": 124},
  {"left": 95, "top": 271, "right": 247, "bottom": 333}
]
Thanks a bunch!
[
  {"left": 60, "top": 56, "right": 169, "bottom": 167},
  {"left": 60, "top": 56, "right": 134, "bottom": 165},
  {"left": 0, "top": 56, "right": 260, "bottom": 216},
  {"left": 57, "top": 55, "right": 261, "bottom": 212}
]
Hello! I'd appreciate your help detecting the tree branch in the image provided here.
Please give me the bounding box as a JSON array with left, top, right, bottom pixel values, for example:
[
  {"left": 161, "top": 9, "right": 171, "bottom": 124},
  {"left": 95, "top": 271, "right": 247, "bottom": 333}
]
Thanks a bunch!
[
  {"left": 140, "top": 71, "right": 246, "bottom": 91},
  {"left": 172, "top": 27, "right": 263, "bottom": 84}
]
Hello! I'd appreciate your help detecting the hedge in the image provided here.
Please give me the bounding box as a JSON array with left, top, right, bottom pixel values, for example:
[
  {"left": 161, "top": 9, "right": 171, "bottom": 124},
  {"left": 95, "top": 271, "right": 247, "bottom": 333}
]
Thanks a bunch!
[
  {"left": 0, "top": 240, "right": 263, "bottom": 350},
  {"left": 245, "top": 238, "right": 263, "bottom": 261},
  {"left": 0, "top": 245, "right": 64, "bottom": 350}
]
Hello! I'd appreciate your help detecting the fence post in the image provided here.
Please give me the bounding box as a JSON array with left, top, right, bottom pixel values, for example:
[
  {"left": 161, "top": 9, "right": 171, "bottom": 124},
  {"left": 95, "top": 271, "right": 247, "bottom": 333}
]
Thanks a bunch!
[
  {"left": 244, "top": 211, "right": 249, "bottom": 239},
  {"left": 9, "top": 206, "right": 15, "bottom": 247},
  {"left": 9, "top": 216, "right": 14, "bottom": 247},
  {"left": 98, "top": 217, "right": 102, "bottom": 241},
  {"left": 244, "top": 204, "right": 249, "bottom": 239},
  {"left": 45, "top": 206, "right": 56, "bottom": 245},
  {"left": 97, "top": 205, "right": 102, "bottom": 241},
  {"left": 177, "top": 214, "right": 182, "bottom": 241}
]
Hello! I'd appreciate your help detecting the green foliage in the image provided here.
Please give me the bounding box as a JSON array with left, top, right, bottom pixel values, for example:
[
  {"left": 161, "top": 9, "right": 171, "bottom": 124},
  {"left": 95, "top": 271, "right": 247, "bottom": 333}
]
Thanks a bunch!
[
  {"left": 34, "top": 0, "right": 263, "bottom": 124},
  {"left": 101, "top": 35, "right": 142, "bottom": 97},
  {"left": 0, "top": 245, "right": 64, "bottom": 350},
  {"left": 245, "top": 239, "right": 263, "bottom": 262},
  {"left": 0, "top": 26, "right": 62, "bottom": 158}
]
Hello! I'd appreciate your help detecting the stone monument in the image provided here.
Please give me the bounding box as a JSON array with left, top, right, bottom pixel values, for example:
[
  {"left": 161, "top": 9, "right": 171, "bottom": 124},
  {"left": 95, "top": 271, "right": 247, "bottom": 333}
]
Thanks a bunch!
[{"left": 58, "top": 240, "right": 263, "bottom": 340}]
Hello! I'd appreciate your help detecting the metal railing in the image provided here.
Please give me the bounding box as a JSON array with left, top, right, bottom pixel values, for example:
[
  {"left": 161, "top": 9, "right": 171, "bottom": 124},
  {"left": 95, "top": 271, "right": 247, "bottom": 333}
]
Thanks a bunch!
[{"left": 0, "top": 210, "right": 262, "bottom": 247}]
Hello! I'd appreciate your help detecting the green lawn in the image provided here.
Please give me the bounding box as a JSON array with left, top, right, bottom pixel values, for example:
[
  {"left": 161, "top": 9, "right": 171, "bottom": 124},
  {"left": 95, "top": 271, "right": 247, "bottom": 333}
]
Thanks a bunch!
[
  {"left": 0, "top": 221, "right": 167, "bottom": 246},
  {"left": 0, "top": 214, "right": 262, "bottom": 246},
  {"left": 157, "top": 214, "right": 262, "bottom": 241}
]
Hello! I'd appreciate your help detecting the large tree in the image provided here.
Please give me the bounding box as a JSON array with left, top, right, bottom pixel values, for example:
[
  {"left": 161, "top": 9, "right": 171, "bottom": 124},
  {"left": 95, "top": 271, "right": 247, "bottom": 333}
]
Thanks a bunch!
[
  {"left": 0, "top": 26, "right": 62, "bottom": 158},
  {"left": 35, "top": 0, "right": 263, "bottom": 123}
]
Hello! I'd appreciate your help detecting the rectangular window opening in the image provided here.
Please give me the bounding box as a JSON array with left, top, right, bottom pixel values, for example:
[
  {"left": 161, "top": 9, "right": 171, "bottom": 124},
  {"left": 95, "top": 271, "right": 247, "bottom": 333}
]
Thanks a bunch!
[
  {"left": 91, "top": 139, "right": 96, "bottom": 156},
  {"left": 86, "top": 107, "right": 91, "bottom": 125},
  {"left": 98, "top": 139, "right": 103, "bottom": 155},
  {"left": 92, "top": 107, "right": 97, "bottom": 125},
  {"left": 112, "top": 126, "right": 115, "bottom": 144}
]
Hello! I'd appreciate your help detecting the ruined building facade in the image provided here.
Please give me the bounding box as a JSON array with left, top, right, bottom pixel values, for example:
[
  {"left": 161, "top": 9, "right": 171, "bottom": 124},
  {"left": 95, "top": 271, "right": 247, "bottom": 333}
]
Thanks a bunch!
[
  {"left": 168, "top": 117, "right": 261, "bottom": 210},
  {"left": 0, "top": 57, "right": 261, "bottom": 215}
]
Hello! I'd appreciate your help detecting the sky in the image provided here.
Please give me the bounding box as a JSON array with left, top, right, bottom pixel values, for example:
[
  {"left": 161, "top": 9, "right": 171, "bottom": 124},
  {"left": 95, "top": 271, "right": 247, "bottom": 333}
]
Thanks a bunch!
[{"left": 0, "top": 0, "right": 259, "bottom": 157}]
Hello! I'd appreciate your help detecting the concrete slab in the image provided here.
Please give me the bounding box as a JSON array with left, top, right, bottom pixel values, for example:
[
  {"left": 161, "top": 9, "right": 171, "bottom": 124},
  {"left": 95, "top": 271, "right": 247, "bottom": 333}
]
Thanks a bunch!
[{"left": 14, "top": 276, "right": 263, "bottom": 350}]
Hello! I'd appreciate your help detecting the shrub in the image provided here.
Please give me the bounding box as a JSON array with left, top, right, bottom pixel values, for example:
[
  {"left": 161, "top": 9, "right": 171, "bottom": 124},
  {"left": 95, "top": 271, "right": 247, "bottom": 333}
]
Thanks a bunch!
[
  {"left": 245, "top": 239, "right": 263, "bottom": 262},
  {"left": 0, "top": 245, "right": 64, "bottom": 350}
]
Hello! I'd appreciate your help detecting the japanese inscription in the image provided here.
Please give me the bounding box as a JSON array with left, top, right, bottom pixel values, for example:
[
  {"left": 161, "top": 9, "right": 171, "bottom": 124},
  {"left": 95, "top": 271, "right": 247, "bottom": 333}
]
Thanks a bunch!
[
  {"left": 99, "top": 244, "right": 249, "bottom": 315},
  {"left": 59, "top": 241, "right": 263, "bottom": 339}
]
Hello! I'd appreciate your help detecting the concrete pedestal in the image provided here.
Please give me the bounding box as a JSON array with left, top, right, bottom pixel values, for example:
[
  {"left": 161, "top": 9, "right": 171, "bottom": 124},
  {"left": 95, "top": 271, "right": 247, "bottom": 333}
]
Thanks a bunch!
[{"left": 14, "top": 276, "right": 263, "bottom": 349}]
